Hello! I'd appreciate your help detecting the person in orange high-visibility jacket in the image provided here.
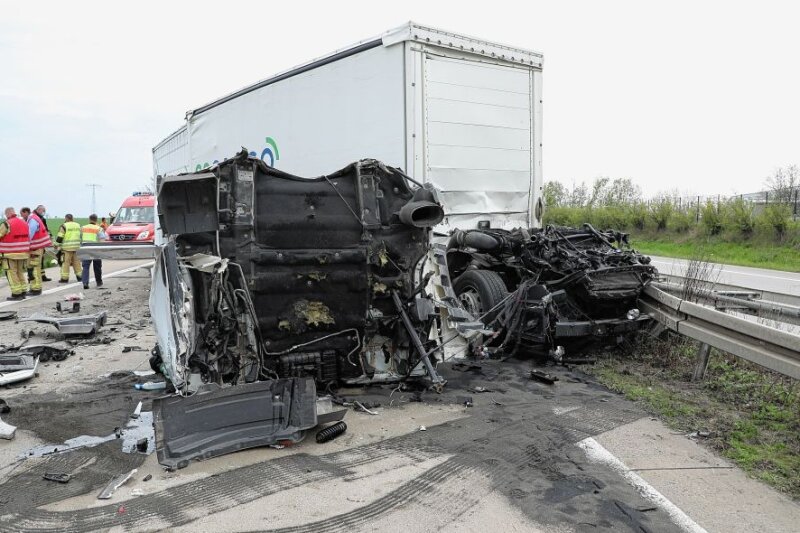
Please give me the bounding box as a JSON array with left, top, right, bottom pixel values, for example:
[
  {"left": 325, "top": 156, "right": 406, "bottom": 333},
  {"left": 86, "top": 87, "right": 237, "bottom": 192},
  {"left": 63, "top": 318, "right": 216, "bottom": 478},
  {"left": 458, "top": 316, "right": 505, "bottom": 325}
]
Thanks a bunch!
[
  {"left": 0, "top": 207, "right": 31, "bottom": 300},
  {"left": 20, "top": 206, "right": 51, "bottom": 295},
  {"left": 55, "top": 214, "right": 82, "bottom": 283}
]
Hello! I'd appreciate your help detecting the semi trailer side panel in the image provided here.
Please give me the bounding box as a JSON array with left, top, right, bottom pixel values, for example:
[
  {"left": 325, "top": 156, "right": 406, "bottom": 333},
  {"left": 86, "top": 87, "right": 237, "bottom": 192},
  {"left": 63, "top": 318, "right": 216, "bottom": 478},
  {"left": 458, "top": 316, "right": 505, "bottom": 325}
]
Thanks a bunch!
[{"left": 187, "top": 44, "right": 406, "bottom": 178}]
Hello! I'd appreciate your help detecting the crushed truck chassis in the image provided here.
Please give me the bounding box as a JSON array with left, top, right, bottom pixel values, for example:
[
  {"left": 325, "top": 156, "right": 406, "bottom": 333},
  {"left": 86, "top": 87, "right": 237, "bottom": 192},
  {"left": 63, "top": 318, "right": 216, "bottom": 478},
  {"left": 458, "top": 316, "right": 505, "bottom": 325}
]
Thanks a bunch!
[{"left": 447, "top": 224, "right": 658, "bottom": 357}]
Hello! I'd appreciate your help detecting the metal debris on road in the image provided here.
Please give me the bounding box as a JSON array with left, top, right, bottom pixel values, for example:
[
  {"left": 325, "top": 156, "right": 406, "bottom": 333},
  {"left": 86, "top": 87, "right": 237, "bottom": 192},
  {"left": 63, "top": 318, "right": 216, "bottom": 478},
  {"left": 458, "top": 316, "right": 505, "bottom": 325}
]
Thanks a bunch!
[
  {"left": 19, "top": 311, "right": 108, "bottom": 336},
  {"left": 122, "top": 345, "right": 147, "bottom": 353},
  {"left": 0, "top": 311, "right": 17, "bottom": 321},
  {"left": 353, "top": 400, "right": 378, "bottom": 415},
  {"left": 55, "top": 301, "right": 80, "bottom": 314},
  {"left": 43, "top": 472, "right": 71, "bottom": 484},
  {"left": 131, "top": 401, "right": 142, "bottom": 419},
  {"left": 97, "top": 468, "right": 137, "bottom": 500},
  {"left": 530, "top": 369, "right": 559, "bottom": 385}
]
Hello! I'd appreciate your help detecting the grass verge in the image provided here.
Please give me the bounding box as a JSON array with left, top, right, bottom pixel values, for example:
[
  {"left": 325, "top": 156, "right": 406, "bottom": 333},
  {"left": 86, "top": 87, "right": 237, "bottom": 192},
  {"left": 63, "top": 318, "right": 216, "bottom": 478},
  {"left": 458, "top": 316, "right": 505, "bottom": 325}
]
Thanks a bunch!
[
  {"left": 631, "top": 235, "right": 800, "bottom": 272},
  {"left": 586, "top": 335, "right": 800, "bottom": 498}
]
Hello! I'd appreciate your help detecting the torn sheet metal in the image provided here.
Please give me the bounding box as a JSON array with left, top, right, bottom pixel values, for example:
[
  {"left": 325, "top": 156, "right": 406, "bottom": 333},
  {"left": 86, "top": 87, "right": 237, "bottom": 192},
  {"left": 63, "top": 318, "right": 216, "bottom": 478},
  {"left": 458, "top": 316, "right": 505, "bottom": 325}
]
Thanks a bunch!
[
  {"left": 19, "top": 312, "right": 107, "bottom": 336},
  {"left": 153, "top": 377, "right": 317, "bottom": 470},
  {"left": 0, "top": 354, "right": 39, "bottom": 386},
  {"left": 97, "top": 468, "right": 137, "bottom": 499}
]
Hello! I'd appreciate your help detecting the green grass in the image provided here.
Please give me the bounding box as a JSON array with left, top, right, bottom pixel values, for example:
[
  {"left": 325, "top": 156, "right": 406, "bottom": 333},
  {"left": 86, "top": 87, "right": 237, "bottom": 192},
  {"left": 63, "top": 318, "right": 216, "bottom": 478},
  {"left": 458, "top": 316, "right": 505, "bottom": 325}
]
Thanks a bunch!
[
  {"left": 586, "top": 336, "right": 800, "bottom": 498},
  {"left": 631, "top": 235, "right": 800, "bottom": 272}
]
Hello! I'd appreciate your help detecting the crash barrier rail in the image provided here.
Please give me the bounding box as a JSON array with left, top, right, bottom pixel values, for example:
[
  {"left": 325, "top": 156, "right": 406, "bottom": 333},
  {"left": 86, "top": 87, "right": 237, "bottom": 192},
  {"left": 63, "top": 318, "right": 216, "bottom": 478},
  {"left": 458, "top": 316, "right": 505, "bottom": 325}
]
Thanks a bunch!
[
  {"left": 639, "top": 285, "right": 800, "bottom": 380},
  {"left": 652, "top": 280, "right": 800, "bottom": 326},
  {"left": 657, "top": 271, "right": 800, "bottom": 309},
  {"left": 77, "top": 243, "right": 157, "bottom": 261}
]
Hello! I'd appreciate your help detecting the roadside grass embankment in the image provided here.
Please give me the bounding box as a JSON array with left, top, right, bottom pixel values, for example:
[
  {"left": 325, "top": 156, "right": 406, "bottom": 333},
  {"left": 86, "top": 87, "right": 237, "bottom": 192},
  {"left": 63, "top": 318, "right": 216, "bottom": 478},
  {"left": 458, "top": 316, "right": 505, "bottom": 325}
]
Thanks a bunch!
[
  {"left": 586, "top": 335, "right": 800, "bottom": 498},
  {"left": 631, "top": 233, "right": 800, "bottom": 273}
]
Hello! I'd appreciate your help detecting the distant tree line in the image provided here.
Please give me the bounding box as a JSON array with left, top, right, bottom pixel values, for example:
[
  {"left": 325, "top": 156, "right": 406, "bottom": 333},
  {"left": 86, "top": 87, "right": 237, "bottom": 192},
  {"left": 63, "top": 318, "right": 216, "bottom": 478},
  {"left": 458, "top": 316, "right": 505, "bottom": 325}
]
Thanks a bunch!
[{"left": 543, "top": 165, "right": 799, "bottom": 241}]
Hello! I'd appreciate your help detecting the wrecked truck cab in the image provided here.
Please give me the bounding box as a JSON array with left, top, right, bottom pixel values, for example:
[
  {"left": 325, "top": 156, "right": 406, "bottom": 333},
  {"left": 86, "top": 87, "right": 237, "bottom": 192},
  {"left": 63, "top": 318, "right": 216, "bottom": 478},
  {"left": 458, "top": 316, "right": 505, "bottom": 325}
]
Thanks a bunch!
[
  {"left": 151, "top": 149, "right": 480, "bottom": 396},
  {"left": 447, "top": 224, "right": 658, "bottom": 357},
  {"left": 149, "top": 150, "right": 481, "bottom": 466}
]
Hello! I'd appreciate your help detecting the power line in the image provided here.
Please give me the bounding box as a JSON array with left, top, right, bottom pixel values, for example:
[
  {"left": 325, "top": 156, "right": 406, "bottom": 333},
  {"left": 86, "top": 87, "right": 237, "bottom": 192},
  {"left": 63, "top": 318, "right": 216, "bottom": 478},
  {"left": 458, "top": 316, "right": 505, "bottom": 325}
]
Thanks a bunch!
[{"left": 86, "top": 183, "right": 102, "bottom": 215}]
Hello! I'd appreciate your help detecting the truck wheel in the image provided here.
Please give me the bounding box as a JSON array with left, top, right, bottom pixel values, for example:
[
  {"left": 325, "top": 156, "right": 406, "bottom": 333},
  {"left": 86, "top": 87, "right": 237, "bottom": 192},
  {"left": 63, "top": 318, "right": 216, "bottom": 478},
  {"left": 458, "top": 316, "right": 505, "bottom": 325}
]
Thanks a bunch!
[{"left": 454, "top": 270, "right": 508, "bottom": 323}]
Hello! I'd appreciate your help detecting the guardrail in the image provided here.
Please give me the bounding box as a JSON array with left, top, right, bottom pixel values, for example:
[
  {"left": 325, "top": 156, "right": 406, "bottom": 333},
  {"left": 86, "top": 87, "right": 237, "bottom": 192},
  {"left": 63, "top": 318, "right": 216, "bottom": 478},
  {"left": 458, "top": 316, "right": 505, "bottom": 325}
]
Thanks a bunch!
[
  {"left": 652, "top": 280, "right": 800, "bottom": 325},
  {"left": 639, "top": 285, "right": 800, "bottom": 380},
  {"left": 77, "top": 243, "right": 157, "bottom": 261}
]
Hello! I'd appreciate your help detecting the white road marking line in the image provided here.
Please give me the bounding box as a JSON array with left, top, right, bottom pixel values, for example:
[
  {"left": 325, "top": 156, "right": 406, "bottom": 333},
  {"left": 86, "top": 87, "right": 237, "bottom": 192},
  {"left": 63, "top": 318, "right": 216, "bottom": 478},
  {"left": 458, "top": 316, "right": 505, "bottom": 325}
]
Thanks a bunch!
[
  {"left": 651, "top": 259, "right": 800, "bottom": 284},
  {"left": 0, "top": 261, "right": 153, "bottom": 310},
  {"left": 577, "top": 437, "right": 707, "bottom": 533}
]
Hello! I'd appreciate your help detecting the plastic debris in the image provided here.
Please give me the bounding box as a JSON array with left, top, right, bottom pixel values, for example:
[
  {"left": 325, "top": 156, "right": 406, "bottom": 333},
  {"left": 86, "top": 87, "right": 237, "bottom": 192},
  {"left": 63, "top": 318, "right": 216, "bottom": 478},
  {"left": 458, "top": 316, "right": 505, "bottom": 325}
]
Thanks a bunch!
[
  {"left": 0, "top": 416, "right": 16, "bottom": 440},
  {"left": 316, "top": 421, "right": 347, "bottom": 443},
  {"left": 134, "top": 381, "right": 166, "bottom": 391}
]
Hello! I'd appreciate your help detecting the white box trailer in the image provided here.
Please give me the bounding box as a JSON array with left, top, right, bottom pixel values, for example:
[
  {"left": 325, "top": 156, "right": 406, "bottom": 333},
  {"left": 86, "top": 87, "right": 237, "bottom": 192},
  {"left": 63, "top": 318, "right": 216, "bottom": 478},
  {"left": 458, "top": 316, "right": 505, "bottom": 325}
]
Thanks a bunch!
[{"left": 153, "top": 22, "right": 544, "bottom": 231}]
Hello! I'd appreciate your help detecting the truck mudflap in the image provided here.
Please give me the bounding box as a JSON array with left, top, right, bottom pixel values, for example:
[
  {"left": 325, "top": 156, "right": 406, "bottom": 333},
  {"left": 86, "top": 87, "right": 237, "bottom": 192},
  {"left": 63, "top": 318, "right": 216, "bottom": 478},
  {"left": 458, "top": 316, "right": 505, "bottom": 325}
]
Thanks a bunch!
[{"left": 153, "top": 377, "right": 317, "bottom": 470}]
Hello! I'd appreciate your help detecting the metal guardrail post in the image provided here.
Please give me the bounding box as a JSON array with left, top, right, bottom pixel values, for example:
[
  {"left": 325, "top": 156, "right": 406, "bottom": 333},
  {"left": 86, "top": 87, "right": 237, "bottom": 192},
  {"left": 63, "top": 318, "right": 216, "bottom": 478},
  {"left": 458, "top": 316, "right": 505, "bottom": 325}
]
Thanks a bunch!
[
  {"left": 692, "top": 343, "right": 711, "bottom": 381},
  {"left": 641, "top": 286, "right": 800, "bottom": 380}
]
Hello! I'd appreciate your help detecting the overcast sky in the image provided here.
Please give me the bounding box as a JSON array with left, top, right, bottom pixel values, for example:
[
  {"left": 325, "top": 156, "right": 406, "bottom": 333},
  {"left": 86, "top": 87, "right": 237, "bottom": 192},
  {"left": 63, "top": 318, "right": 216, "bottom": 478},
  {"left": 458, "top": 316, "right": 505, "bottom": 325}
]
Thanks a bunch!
[{"left": 1, "top": 1, "right": 798, "bottom": 216}]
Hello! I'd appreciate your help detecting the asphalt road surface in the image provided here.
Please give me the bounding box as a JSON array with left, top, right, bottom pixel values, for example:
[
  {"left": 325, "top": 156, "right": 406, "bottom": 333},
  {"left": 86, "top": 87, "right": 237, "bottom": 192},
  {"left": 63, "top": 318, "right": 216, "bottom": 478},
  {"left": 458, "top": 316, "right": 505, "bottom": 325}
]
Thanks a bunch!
[
  {"left": 650, "top": 255, "right": 800, "bottom": 299},
  {"left": 1, "top": 263, "right": 798, "bottom": 532}
]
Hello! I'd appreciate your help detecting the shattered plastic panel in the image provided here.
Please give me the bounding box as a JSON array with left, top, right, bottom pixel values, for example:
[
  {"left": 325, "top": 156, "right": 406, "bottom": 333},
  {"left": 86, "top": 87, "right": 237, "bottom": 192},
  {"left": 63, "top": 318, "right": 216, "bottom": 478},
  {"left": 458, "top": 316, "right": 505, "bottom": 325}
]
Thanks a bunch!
[{"left": 153, "top": 377, "right": 317, "bottom": 469}]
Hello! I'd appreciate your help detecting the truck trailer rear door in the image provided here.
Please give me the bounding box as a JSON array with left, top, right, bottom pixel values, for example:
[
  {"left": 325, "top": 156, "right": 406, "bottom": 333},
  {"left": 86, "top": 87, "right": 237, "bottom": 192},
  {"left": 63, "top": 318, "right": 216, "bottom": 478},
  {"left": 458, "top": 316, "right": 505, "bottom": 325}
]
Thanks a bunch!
[{"left": 423, "top": 55, "right": 534, "bottom": 231}]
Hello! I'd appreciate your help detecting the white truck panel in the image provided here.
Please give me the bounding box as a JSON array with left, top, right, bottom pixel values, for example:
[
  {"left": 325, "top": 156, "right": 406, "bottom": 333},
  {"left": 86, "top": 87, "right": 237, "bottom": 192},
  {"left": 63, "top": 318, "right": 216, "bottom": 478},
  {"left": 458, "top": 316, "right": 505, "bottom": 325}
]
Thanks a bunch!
[
  {"left": 187, "top": 44, "right": 406, "bottom": 177},
  {"left": 153, "top": 126, "right": 189, "bottom": 177},
  {"left": 153, "top": 22, "right": 544, "bottom": 231},
  {"left": 422, "top": 54, "right": 533, "bottom": 230}
]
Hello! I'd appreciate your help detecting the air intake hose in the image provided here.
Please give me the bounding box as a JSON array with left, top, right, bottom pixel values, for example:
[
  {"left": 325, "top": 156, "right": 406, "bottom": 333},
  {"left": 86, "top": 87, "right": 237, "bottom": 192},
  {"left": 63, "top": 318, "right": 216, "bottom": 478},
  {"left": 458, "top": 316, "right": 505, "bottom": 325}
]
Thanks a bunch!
[
  {"left": 447, "top": 229, "right": 502, "bottom": 252},
  {"left": 399, "top": 187, "right": 444, "bottom": 228}
]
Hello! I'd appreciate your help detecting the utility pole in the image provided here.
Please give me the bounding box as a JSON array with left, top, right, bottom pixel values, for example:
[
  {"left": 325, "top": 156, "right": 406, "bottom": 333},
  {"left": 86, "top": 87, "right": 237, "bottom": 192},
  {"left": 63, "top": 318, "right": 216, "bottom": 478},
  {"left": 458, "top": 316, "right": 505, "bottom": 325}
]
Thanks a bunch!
[{"left": 86, "top": 183, "right": 102, "bottom": 215}]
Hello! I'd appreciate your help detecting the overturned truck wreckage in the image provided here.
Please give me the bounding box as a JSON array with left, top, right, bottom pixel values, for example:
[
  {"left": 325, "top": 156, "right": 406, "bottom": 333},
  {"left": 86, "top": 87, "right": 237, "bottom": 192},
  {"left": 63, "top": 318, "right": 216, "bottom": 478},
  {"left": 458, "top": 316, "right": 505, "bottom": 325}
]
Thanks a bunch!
[
  {"left": 447, "top": 224, "right": 657, "bottom": 357},
  {"left": 150, "top": 150, "right": 475, "bottom": 468}
]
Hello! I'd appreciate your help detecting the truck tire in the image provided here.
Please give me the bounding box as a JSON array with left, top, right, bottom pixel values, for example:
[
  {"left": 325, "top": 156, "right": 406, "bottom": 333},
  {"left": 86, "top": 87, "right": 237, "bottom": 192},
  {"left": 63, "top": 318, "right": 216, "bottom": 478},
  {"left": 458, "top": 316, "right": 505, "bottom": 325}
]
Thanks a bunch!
[{"left": 453, "top": 270, "right": 508, "bottom": 324}]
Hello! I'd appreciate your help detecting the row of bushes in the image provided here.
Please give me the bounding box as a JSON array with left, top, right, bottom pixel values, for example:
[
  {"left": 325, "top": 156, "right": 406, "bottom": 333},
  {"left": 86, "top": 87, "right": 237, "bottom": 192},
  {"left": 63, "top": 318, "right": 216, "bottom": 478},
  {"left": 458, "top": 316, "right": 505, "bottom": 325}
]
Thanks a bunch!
[{"left": 544, "top": 199, "right": 797, "bottom": 241}]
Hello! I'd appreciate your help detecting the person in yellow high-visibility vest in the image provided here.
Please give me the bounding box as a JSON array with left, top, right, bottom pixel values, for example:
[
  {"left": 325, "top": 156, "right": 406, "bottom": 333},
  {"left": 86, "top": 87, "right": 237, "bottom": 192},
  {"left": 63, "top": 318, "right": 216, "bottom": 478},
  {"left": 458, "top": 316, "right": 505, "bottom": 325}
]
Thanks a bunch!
[
  {"left": 0, "top": 207, "right": 31, "bottom": 300},
  {"left": 80, "top": 214, "right": 106, "bottom": 289},
  {"left": 55, "top": 214, "right": 82, "bottom": 283}
]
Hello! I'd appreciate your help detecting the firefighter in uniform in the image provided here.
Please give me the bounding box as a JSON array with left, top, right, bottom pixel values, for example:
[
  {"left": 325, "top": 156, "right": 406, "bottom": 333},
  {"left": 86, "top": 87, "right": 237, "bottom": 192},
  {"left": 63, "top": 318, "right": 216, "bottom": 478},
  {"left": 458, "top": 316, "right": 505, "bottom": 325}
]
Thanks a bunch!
[
  {"left": 20, "top": 207, "right": 52, "bottom": 295},
  {"left": 0, "top": 207, "right": 31, "bottom": 300},
  {"left": 80, "top": 214, "right": 106, "bottom": 289},
  {"left": 56, "top": 214, "right": 82, "bottom": 283},
  {"left": 33, "top": 205, "right": 53, "bottom": 281}
]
